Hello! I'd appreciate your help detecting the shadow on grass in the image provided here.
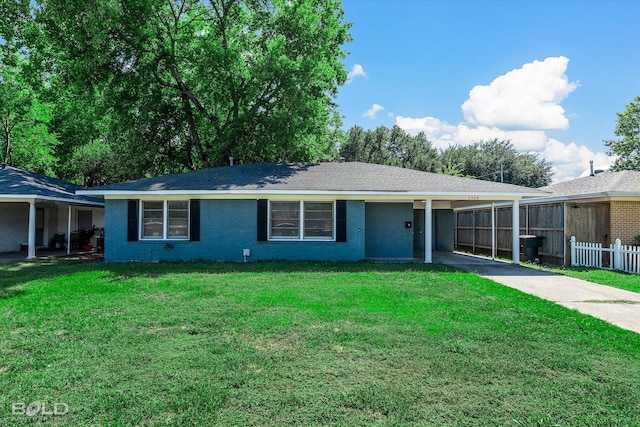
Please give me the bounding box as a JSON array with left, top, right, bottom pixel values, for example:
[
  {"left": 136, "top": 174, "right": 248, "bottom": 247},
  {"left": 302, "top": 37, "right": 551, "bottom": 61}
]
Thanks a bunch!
[{"left": 0, "top": 258, "right": 462, "bottom": 298}]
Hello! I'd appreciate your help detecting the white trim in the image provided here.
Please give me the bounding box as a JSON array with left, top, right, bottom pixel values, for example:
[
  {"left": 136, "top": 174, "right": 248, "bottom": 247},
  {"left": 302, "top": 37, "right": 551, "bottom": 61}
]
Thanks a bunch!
[
  {"left": 563, "top": 202, "right": 568, "bottom": 266},
  {"left": 491, "top": 202, "right": 496, "bottom": 260},
  {"left": 454, "top": 192, "right": 640, "bottom": 211},
  {"left": 67, "top": 205, "right": 72, "bottom": 255},
  {"left": 424, "top": 200, "right": 432, "bottom": 263},
  {"left": 163, "top": 200, "right": 168, "bottom": 239},
  {"left": 0, "top": 194, "right": 104, "bottom": 206},
  {"left": 85, "top": 189, "right": 543, "bottom": 200},
  {"left": 27, "top": 202, "right": 36, "bottom": 260},
  {"left": 512, "top": 200, "right": 520, "bottom": 265}
]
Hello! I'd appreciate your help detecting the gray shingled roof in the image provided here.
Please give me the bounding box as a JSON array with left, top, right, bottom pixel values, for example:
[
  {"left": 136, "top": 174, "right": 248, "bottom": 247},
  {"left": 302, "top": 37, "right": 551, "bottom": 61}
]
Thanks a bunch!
[
  {"left": 0, "top": 165, "right": 103, "bottom": 205},
  {"left": 540, "top": 170, "right": 640, "bottom": 197},
  {"left": 82, "top": 162, "right": 547, "bottom": 195}
]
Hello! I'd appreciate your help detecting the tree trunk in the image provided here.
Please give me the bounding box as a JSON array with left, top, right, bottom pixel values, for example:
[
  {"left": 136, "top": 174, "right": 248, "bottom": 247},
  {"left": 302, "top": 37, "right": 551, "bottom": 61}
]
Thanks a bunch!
[
  {"left": 2, "top": 122, "right": 11, "bottom": 165},
  {"left": 180, "top": 92, "right": 208, "bottom": 167}
]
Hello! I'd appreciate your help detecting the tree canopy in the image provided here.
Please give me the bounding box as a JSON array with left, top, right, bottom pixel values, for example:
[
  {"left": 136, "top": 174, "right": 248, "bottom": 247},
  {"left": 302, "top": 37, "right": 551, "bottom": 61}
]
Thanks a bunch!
[
  {"left": 340, "top": 125, "right": 440, "bottom": 173},
  {"left": 339, "top": 126, "right": 553, "bottom": 188},
  {"left": 439, "top": 139, "right": 553, "bottom": 188},
  {"left": 605, "top": 96, "right": 640, "bottom": 171},
  {"left": 1, "top": 0, "right": 351, "bottom": 183},
  {"left": 0, "top": 55, "right": 59, "bottom": 174}
]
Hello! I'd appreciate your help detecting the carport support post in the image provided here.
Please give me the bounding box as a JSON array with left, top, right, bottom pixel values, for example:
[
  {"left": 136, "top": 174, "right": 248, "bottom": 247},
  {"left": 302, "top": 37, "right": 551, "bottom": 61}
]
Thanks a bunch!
[
  {"left": 512, "top": 199, "right": 520, "bottom": 264},
  {"left": 27, "top": 201, "right": 36, "bottom": 260},
  {"left": 424, "top": 199, "right": 432, "bottom": 263},
  {"left": 491, "top": 203, "right": 496, "bottom": 260},
  {"left": 67, "top": 205, "right": 72, "bottom": 255}
]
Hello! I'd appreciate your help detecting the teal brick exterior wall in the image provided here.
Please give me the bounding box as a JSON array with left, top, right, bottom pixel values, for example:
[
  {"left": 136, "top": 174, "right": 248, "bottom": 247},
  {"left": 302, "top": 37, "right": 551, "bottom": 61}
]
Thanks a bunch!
[
  {"left": 364, "top": 202, "right": 414, "bottom": 259},
  {"left": 434, "top": 209, "right": 454, "bottom": 251},
  {"left": 104, "top": 199, "right": 365, "bottom": 263}
]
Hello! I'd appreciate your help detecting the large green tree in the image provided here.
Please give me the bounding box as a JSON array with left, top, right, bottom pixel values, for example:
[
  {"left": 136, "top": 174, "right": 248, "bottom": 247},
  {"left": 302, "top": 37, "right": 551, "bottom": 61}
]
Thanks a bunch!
[
  {"left": 439, "top": 139, "right": 552, "bottom": 188},
  {"left": 605, "top": 96, "right": 640, "bottom": 171},
  {"left": 0, "top": 57, "right": 59, "bottom": 174},
  {"left": 339, "top": 125, "right": 439, "bottom": 172},
  {"left": 339, "top": 127, "right": 552, "bottom": 186},
  {"left": 26, "top": 0, "right": 350, "bottom": 180}
]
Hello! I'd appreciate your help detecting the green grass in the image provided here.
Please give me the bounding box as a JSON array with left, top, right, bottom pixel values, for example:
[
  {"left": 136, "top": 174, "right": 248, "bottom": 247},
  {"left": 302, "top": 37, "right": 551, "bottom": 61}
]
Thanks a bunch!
[
  {"left": 532, "top": 264, "right": 640, "bottom": 294},
  {"left": 1, "top": 259, "right": 640, "bottom": 426}
]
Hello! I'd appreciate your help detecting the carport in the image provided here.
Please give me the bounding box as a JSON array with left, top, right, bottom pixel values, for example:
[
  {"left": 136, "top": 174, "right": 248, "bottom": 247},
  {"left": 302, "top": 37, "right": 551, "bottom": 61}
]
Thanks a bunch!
[{"left": 0, "top": 165, "right": 104, "bottom": 259}]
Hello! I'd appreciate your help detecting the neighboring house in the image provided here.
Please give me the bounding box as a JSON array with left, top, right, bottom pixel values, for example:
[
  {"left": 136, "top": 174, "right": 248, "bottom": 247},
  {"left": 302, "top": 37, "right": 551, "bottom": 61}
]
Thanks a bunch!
[
  {"left": 0, "top": 165, "right": 105, "bottom": 259},
  {"left": 78, "top": 162, "right": 547, "bottom": 263},
  {"left": 455, "top": 170, "right": 640, "bottom": 265}
]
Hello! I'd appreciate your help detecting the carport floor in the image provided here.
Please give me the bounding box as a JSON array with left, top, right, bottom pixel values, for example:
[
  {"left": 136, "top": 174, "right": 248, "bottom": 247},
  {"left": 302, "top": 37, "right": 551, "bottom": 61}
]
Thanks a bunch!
[{"left": 0, "top": 249, "right": 102, "bottom": 263}]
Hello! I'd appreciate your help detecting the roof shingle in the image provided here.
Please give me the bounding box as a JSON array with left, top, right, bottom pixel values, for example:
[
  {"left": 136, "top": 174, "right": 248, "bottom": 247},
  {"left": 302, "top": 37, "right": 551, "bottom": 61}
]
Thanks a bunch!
[
  {"left": 540, "top": 170, "right": 640, "bottom": 197},
  {"left": 83, "top": 162, "right": 547, "bottom": 195},
  {"left": 0, "top": 165, "right": 103, "bottom": 204}
]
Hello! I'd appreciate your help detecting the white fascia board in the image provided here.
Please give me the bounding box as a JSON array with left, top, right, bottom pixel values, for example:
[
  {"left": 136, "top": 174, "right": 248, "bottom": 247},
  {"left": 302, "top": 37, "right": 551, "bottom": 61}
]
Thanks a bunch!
[
  {"left": 0, "top": 195, "right": 36, "bottom": 203},
  {"left": 88, "top": 189, "right": 543, "bottom": 202},
  {"left": 454, "top": 192, "right": 640, "bottom": 211},
  {"left": 609, "top": 193, "right": 640, "bottom": 200},
  {"left": 34, "top": 195, "right": 104, "bottom": 206},
  {"left": 0, "top": 194, "right": 104, "bottom": 206},
  {"left": 518, "top": 192, "right": 626, "bottom": 205}
]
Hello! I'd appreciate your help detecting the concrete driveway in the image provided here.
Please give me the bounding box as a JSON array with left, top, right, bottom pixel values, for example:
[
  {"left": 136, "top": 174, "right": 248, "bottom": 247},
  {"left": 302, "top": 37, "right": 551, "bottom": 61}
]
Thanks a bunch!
[{"left": 434, "top": 252, "right": 640, "bottom": 334}]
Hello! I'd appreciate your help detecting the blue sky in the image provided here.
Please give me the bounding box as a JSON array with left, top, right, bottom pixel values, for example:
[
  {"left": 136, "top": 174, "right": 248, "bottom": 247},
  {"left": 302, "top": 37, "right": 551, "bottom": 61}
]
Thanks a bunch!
[{"left": 337, "top": 0, "right": 640, "bottom": 181}]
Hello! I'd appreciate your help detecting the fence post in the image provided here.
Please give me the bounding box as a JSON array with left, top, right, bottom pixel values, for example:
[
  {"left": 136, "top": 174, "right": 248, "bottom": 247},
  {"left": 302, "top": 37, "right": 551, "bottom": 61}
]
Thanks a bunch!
[
  {"left": 614, "top": 239, "right": 622, "bottom": 271},
  {"left": 570, "top": 236, "right": 577, "bottom": 266}
]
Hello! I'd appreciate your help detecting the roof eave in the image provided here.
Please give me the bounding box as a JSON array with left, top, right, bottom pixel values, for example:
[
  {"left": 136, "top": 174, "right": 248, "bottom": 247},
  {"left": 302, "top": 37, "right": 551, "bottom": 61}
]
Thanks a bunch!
[
  {"left": 79, "top": 189, "right": 548, "bottom": 200},
  {"left": 0, "top": 194, "right": 104, "bottom": 206}
]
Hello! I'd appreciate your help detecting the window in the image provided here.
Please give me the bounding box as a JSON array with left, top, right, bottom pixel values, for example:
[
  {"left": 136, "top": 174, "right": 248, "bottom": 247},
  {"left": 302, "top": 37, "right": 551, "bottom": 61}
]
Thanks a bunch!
[
  {"left": 269, "top": 201, "right": 334, "bottom": 240},
  {"left": 142, "top": 201, "right": 164, "bottom": 238},
  {"left": 168, "top": 201, "right": 189, "bottom": 239},
  {"left": 270, "top": 202, "right": 300, "bottom": 238},
  {"left": 304, "top": 202, "right": 333, "bottom": 238},
  {"left": 141, "top": 200, "right": 189, "bottom": 240}
]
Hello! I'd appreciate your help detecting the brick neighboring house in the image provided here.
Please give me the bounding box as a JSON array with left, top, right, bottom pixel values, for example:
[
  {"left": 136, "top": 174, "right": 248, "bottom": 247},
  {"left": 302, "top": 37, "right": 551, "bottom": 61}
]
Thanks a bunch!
[
  {"left": 455, "top": 170, "right": 640, "bottom": 265},
  {"left": 77, "top": 161, "right": 547, "bottom": 264},
  {"left": 611, "top": 200, "right": 640, "bottom": 244}
]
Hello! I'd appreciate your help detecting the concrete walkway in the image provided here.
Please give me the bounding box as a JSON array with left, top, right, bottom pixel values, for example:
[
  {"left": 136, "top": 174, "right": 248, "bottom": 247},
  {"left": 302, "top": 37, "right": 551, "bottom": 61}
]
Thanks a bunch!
[{"left": 433, "top": 252, "right": 640, "bottom": 334}]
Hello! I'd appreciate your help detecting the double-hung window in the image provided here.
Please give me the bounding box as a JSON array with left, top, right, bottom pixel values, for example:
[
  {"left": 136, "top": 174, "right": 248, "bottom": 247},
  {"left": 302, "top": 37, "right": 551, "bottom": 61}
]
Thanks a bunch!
[
  {"left": 269, "top": 201, "right": 334, "bottom": 240},
  {"left": 141, "top": 200, "right": 189, "bottom": 240}
]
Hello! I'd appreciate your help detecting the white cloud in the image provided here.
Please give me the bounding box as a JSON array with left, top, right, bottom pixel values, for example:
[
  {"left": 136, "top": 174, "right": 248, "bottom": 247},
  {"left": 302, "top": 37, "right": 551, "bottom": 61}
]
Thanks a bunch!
[
  {"left": 346, "top": 64, "right": 367, "bottom": 83},
  {"left": 461, "top": 56, "right": 578, "bottom": 130},
  {"left": 394, "top": 57, "right": 613, "bottom": 182},
  {"left": 387, "top": 112, "right": 395, "bottom": 118},
  {"left": 363, "top": 103, "right": 384, "bottom": 119},
  {"left": 543, "top": 139, "right": 615, "bottom": 182},
  {"left": 395, "top": 117, "right": 547, "bottom": 151},
  {"left": 395, "top": 116, "right": 458, "bottom": 145}
]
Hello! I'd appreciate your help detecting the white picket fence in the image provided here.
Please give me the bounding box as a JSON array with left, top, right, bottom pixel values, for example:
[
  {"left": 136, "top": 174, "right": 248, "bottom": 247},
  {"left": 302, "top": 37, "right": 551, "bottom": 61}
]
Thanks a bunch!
[{"left": 570, "top": 236, "right": 640, "bottom": 274}]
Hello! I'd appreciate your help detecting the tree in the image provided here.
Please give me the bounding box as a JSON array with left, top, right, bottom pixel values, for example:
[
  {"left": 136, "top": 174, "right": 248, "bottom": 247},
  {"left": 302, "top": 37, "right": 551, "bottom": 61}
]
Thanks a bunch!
[
  {"left": 72, "top": 140, "right": 120, "bottom": 187},
  {"left": 0, "top": 0, "right": 30, "bottom": 57},
  {"left": 439, "top": 139, "right": 552, "bottom": 187},
  {"left": 339, "top": 125, "right": 438, "bottom": 172},
  {"left": 0, "top": 57, "right": 59, "bottom": 174},
  {"left": 605, "top": 96, "right": 640, "bottom": 171},
  {"left": 27, "top": 0, "right": 351, "bottom": 181}
]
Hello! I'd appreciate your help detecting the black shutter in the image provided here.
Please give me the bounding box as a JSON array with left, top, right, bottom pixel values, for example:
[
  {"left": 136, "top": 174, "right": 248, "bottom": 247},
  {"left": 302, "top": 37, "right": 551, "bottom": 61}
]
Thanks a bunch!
[
  {"left": 336, "top": 200, "right": 347, "bottom": 242},
  {"left": 190, "top": 199, "right": 200, "bottom": 242},
  {"left": 257, "top": 199, "right": 268, "bottom": 241},
  {"left": 127, "top": 200, "right": 138, "bottom": 242}
]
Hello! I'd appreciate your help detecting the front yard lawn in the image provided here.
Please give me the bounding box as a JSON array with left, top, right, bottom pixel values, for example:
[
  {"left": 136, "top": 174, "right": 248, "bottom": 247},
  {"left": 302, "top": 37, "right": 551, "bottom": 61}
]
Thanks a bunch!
[
  {"left": 1, "top": 260, "right": 639, "bottom": 426},
  {"left": 534, "top": 264, "right": 640, "bottom": 294}
]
